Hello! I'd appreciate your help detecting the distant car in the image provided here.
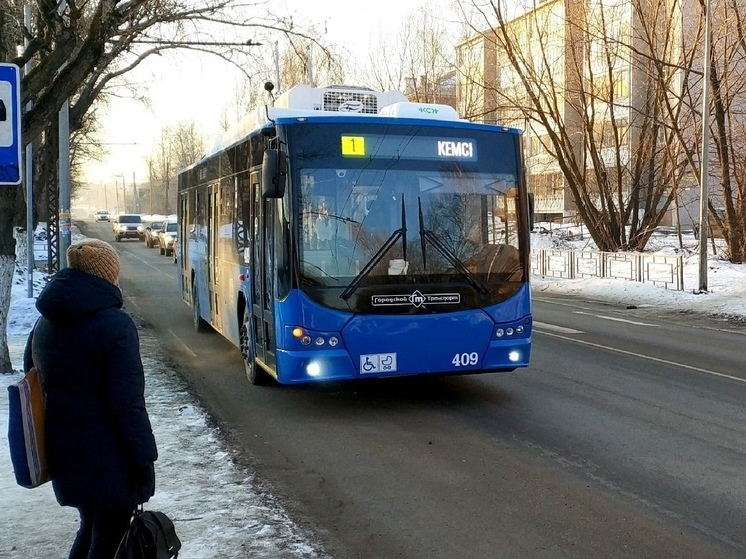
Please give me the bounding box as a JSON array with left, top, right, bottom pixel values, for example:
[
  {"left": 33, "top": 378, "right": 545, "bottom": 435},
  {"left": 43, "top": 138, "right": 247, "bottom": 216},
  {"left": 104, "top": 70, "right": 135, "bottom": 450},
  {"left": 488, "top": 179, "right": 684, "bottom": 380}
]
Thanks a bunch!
[
  {"left": 95, "top": 210, "right": 110, "bottom": 222},
  {"left": 113, "top": 214, "right": 145, "bottom": 242},
  {"left": 158, "top": 220, "right": 178, "bottom": 256},
  {"left": 144, "top": 221, "right": 163, "bottom": 248}
]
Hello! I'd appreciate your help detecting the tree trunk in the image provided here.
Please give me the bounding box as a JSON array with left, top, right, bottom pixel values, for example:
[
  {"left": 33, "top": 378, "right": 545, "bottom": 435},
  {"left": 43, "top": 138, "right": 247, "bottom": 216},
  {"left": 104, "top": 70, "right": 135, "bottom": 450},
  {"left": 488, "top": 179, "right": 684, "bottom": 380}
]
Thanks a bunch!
[{"left": 0, "top": 185, "right": 20, "bottom": 373}]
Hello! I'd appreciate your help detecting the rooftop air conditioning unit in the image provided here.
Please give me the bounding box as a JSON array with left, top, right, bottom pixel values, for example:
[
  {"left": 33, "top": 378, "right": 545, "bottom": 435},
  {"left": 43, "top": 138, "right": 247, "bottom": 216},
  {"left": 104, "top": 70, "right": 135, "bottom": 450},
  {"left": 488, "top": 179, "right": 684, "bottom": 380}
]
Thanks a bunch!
[{"left": 274, "top": 85, "right": 408, "bottom": 114}]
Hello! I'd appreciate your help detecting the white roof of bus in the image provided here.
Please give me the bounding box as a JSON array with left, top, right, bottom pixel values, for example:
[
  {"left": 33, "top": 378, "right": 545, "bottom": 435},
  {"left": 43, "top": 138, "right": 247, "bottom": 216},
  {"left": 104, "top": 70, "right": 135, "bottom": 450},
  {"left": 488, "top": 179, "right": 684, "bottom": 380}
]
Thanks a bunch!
[{"left": 183, "top": 84, "right": 472, "bottom": 173}]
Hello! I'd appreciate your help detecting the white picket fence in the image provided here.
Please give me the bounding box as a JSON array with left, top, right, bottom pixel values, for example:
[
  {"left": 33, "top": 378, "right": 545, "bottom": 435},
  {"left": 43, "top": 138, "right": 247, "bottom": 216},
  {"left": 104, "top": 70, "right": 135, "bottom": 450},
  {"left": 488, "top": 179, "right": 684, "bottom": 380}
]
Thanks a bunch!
[{"left": 531, "top": 249, "right": 684, "bottom": 291}]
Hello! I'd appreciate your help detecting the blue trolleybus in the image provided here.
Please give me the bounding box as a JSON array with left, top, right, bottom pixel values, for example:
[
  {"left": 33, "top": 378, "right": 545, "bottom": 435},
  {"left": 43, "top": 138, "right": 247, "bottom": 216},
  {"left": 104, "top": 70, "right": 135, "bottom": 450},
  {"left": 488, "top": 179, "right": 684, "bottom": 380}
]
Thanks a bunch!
[{"left": 177, "top": 84, "right": 533, "bottom": 385}]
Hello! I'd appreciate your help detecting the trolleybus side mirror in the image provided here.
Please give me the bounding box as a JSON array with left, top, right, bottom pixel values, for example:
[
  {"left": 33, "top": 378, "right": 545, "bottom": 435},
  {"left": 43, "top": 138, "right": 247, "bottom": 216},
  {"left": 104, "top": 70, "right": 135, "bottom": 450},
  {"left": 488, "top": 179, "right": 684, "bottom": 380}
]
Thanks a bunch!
[
  {"left": 527, "top": 192, "right": 535, "bottom": 231},
  {"left": 262, "top": 149, "right": 287, "bottom": 198}
]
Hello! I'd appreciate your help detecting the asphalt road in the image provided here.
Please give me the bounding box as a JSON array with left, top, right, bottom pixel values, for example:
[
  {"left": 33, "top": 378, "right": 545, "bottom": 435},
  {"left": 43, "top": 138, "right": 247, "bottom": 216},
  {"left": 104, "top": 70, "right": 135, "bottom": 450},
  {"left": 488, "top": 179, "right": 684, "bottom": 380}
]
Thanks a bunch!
[{"left": 82, "top": 220, "right": 746, "bottom": 559}]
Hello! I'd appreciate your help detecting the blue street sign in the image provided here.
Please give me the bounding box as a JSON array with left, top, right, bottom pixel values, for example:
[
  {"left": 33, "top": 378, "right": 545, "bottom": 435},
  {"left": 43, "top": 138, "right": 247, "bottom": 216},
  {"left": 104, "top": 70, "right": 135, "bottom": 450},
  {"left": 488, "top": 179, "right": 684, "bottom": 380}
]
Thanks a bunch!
[{"left": 0, "top": 63, "right": 22, "bottom": 185}]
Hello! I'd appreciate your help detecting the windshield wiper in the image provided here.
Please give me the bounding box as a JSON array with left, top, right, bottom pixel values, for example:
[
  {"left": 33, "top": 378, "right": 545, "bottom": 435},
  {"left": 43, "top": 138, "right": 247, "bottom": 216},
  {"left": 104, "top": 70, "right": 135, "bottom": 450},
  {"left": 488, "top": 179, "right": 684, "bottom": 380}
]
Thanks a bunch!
[
  {"left": 306, "top": 210, "right": 360, "bottom": 225},
  {"left": 340, "top": 195, "right": 407, "bottom": 301},
  {"left": 417, "top": 197, "right": 489, "bottom": 295},
  {"left": 302, "top": 262, "right": 338, "bottom": 280}
]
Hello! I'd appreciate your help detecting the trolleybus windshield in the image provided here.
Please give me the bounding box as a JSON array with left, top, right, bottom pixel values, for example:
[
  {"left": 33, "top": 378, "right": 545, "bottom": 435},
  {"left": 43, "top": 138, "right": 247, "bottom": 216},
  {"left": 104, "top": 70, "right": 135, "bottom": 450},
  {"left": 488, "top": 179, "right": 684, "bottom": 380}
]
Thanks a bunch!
[{"left": 287, "top": 123, "right": 527, "bottom": 312}]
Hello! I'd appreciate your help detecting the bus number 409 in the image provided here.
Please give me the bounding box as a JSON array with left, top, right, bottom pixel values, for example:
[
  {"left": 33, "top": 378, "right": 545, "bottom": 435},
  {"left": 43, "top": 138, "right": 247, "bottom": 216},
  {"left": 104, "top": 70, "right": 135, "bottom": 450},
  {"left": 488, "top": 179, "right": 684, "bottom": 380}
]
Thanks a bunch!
[{"left": 452, "top": 352, "right": 479, "bottom": 367}]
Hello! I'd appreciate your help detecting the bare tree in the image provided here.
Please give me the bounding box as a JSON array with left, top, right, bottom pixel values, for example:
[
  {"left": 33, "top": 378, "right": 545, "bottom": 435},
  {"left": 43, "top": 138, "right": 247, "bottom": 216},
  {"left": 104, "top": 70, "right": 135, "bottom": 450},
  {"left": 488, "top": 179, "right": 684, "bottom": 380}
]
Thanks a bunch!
[
  {"left": 215, "top": 31, "right": 347, "bottom": 133},
  {"left": 0, "top": 0, "right": 318, "bottom": 372},
  {"left": 456, "top": 29, "right": 499, "bottom": 122},
  {"left": 457, "top": 0, "right": 696, "bottom": 252},
  {"left": 667, "top": 0, "right": 746, "bottom": 262},
  {"left": 147, "top": 122, "right": 205, "bottom": 215},
  {"left": 219, "top": 74, "right": 262, "bottom": 132},
  {"left": 277, "top": 35, "right": 346, "bottom": 92},
  {"left": 458, "top": 0, "right": 746, "bottom": 260},
  {"left": 361, "top": 3, "right": 459, "bottom": 106}
]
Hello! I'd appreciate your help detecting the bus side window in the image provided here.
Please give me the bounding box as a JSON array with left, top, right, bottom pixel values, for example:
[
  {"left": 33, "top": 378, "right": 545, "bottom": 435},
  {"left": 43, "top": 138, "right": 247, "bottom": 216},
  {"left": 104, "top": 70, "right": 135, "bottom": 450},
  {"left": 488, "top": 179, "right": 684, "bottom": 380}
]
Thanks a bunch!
[{"left": 236, "top": 171, "right": 251, "bottom": 255}]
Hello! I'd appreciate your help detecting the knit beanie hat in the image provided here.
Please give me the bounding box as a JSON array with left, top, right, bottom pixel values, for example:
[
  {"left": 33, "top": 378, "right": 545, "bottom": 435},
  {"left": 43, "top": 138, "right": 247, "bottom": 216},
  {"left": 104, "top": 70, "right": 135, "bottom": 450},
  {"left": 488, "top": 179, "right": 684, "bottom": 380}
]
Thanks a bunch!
[{"left": 67, "top": 239, "right": 121, "bottom": 285}]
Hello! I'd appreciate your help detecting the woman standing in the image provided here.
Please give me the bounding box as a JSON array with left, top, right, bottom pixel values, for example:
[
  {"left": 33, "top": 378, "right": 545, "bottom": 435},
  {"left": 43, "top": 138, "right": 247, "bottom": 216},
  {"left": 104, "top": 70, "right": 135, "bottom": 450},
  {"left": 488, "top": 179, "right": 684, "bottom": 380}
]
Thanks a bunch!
[{"left": 23, "top": 239, "right": 158, "bottom": 559}]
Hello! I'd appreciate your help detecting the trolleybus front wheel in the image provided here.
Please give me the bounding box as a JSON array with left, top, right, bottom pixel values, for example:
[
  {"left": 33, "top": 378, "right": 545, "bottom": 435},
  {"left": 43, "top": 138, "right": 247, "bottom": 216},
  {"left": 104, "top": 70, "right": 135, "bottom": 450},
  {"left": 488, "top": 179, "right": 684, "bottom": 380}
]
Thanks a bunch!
[{"left": 240, "top": 311, "right": 267, "bottom": 385}]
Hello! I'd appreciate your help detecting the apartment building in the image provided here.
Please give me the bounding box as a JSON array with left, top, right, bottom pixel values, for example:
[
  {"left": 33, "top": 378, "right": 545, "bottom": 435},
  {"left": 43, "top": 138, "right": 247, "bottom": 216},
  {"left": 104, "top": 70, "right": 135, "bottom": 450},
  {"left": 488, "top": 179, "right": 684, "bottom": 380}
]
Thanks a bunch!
[{"left": 457, "top": 0, "right": 702, "bottom": 224}]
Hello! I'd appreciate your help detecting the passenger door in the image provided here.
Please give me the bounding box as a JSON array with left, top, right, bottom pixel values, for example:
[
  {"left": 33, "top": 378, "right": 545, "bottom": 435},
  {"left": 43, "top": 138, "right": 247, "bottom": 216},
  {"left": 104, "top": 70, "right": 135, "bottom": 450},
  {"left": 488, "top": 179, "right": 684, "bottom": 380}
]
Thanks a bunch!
[{"left": 250, "top": 170, "right": 276, "bottom": 371}]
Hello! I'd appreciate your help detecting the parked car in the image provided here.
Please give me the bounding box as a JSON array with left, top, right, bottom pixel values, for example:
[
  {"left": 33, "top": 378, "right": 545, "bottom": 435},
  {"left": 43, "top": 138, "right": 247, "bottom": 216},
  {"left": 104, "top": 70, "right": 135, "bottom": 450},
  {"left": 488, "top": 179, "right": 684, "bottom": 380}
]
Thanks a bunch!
[
  {"left": 95, "top": 210, "right": 111, "bottom": 222},
  {"left": 158, "top": 220, "right": 178, "bottom": 256},
  {"left": 144, "top": 221, "right": 163, "bottom": 248},
  {"left": 113, "top": 214, "right": 145, "bottom": 242}
]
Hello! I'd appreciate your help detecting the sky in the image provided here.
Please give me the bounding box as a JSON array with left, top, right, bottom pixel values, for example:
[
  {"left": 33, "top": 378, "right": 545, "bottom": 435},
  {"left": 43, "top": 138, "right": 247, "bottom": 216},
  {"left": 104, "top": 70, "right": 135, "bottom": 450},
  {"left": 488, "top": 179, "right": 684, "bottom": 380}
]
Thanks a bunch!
[
  {"left": 81, "top": 0, "right": 445, "bottom": 193},
  {"left": 2, "top": 225, "right": 745, "bottom": 558}
]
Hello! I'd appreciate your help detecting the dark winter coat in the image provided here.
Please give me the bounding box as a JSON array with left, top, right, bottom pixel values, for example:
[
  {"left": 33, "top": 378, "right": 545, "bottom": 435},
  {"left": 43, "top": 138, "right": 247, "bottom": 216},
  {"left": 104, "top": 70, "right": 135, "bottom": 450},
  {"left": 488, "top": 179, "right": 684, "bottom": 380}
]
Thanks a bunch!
[{"left": 23, "top": 267, "right": 158, "bottom": 511}]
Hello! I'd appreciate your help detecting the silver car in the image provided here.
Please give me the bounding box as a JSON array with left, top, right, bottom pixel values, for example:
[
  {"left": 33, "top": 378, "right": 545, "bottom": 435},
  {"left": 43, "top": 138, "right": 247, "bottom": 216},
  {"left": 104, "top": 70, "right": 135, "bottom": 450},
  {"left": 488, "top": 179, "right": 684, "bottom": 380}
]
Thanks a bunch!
[{"left": 158, "top": 220, "right": 178, "bottom": 256}]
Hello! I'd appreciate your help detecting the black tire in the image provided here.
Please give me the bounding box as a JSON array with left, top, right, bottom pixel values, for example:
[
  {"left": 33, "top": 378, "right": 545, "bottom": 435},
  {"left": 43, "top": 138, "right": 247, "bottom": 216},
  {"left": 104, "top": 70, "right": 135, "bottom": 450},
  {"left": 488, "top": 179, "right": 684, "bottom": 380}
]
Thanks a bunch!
[
  {"left": 192, "top": 284, "right": 208, "bottom": 332},
  {"left": 240, "top": 310, "right": 267, "bottom": 385},
  {"left": 159, "top": 245, "right": 165, "bottom": 255}
]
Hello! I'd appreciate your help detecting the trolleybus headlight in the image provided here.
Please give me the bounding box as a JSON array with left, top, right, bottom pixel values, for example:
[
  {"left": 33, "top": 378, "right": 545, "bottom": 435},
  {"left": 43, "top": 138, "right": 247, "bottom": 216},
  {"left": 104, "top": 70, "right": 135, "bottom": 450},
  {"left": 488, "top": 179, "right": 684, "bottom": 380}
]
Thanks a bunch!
[
  {"left": 306, "top": 362, "right": 321, "bottom": 376},
  {"left": 516, "top": 325, "right": 524, "bottom": 334},
  {"left": 495, "top": 328, "right": 505, "bottom": 338},
  {"left": 508, "top": 350, "right": 521, "bottom": 362},
  {"left": 288, "top": 326, "right": 344, "bottom": 349},
  {"left": 506, "top": 327, "right": 514, "bottom": 336}
]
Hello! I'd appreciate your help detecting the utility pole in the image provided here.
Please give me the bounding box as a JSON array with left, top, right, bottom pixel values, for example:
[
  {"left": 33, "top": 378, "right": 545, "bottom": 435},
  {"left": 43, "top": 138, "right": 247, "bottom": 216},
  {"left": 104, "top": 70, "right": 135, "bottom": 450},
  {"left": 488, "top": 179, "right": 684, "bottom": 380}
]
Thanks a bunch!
[
  {"left": 122, "top": 174, "right": 127, "bottom": 212},
  {"left": 24, "top": 5, "right": 34, "bottom": 296},
  {"left": 274, "top": 41, "right": 281, "bottom": 96},
  {"left": 149, "top": 159, "right": 153, "bottom": 214},
  {"left": 58, "top": 0, "right": 71, "bottom": 269},
  {"left": 132, "top": 172, "right": 138, "bottom": 213},
  {"left": 307, "top": 45, "right": 314, "bottom": 87},
  {"left": 698, "top": 0, "right": 712, "bottom": 293},
  {"left": 114, "top": 173, "right": 125, "bottom": 213}
]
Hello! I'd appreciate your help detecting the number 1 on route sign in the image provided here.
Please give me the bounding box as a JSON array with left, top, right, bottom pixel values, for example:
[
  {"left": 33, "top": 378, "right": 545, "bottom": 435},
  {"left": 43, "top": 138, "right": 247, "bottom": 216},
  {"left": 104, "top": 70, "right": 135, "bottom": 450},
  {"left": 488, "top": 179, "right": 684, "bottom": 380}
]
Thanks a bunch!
[{"left": 0, "top": 63, "right": 22, "bottom": 186}]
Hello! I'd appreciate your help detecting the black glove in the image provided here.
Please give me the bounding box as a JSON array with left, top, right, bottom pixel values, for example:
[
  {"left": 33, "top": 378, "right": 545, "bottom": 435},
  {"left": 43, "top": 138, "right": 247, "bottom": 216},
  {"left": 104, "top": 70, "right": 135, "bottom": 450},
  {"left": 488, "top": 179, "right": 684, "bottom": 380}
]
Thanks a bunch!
[{"left": 134, "top": 463, "right": 156, "bottom": 503}]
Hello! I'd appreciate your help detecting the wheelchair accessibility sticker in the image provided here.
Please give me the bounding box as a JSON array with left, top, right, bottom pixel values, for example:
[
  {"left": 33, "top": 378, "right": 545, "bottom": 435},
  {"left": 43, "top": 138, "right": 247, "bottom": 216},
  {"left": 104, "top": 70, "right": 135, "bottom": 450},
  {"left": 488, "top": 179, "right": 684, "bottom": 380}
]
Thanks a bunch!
[{"left": 360, "top": 353, "right": 397, "bottom": 374}]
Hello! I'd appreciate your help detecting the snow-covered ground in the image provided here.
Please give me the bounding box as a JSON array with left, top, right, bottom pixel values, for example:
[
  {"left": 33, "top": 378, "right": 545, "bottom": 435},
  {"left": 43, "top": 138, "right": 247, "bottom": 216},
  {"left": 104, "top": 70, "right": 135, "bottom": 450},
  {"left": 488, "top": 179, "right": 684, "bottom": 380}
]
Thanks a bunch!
[
  {"left": 531, "top": 225, "right": 746, "bottom": 322},
  {"left": 2, "top": 226, "right": 744, "bottom": 558},
  {"left": 1, "top": 229, "right": 325, "bottom": 559}
]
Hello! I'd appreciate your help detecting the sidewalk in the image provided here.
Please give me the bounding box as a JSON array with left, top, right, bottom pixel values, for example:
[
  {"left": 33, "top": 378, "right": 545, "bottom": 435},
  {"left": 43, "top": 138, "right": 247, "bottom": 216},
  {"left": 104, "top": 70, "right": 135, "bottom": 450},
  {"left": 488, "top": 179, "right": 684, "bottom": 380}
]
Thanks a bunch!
[{"left": 1, "top": 288, "right": 325, "bottom": 559}]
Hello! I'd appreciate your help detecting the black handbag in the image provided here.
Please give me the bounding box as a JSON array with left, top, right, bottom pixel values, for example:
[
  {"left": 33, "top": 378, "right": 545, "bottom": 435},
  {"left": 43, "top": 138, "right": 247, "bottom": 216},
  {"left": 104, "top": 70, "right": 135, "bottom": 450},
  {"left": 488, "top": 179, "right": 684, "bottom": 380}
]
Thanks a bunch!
[{"left": 115, "top": 505, "right": 182, "bottom": 559}]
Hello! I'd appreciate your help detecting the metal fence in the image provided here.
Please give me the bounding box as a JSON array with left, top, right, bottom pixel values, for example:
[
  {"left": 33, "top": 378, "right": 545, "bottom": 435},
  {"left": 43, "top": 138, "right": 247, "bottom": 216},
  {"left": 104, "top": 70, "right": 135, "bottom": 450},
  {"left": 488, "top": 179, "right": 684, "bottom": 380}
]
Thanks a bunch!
[{"left": 531, "top": 249, "right": 684, "bottom": 291}]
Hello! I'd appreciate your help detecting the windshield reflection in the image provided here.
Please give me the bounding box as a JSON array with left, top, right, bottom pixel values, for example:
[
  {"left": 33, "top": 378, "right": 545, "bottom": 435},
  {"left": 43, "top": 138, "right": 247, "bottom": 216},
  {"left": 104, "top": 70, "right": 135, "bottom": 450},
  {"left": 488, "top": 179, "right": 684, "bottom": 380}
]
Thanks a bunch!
[{"left": 298, "top": 167, "right": 523, "bottom": 291}]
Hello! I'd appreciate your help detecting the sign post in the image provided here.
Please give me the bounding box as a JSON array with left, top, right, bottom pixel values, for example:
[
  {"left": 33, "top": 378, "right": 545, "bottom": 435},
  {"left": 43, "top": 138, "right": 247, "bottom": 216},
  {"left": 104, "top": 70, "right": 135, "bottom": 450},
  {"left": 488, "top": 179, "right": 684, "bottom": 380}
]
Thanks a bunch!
[{"left": 0, "top": 63, "right": 22, "bottom": 186}]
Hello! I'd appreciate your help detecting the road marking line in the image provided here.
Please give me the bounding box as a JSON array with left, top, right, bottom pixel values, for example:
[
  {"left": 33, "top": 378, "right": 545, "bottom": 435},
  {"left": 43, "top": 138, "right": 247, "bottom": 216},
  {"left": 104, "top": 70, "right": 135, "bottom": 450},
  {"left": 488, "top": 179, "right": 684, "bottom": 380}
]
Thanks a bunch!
[
  {"left": 536, "top": 330, "right": 746, "bottom": 384},
  {"left": 533, "top": 321, "right": 584, "bottom": 335},
  {"left": 573, "top": 311, "right": 659, "bottom": 327},
  {"left": 167, "top": 328, "right": 197, "bottom": 357},
  {"left": 116, "top": 245, "right": 175, "bottom": 279}
]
